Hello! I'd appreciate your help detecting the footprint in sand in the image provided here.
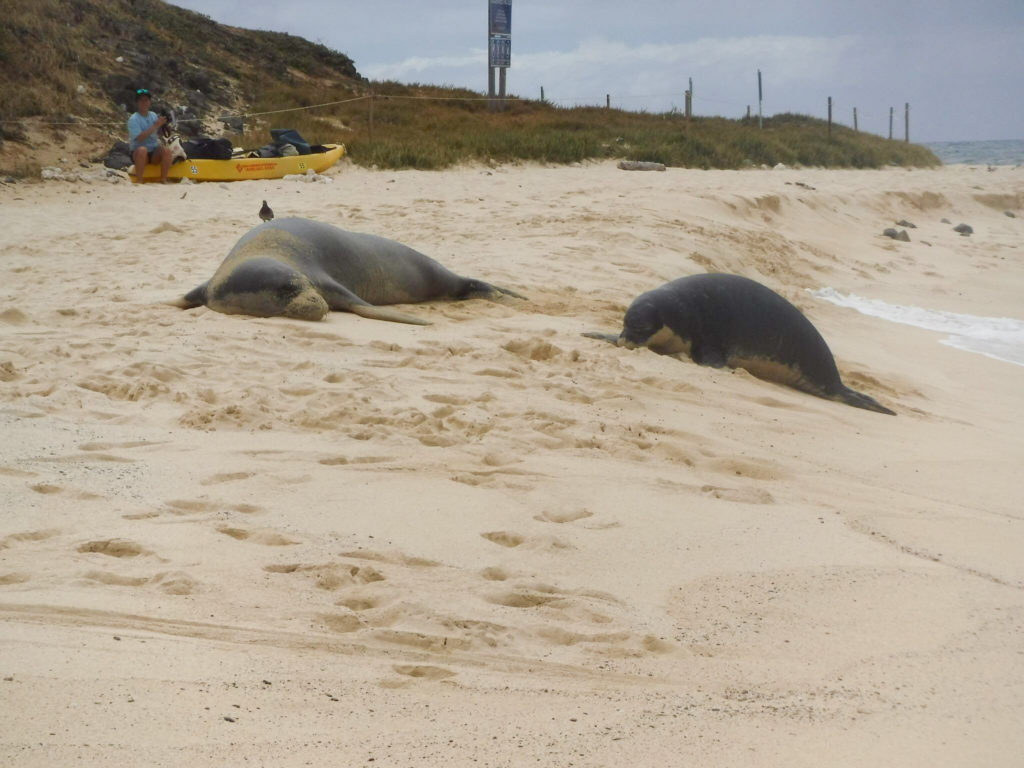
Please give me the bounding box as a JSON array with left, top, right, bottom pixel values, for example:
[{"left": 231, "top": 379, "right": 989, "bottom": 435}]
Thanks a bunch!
[
  {"left": 480, "top": 531, "right": 524, "bottom": 548},
  {"left": 319, "top": 613, "right": 365, "bottom": 633},
  {"left": 534, "top": 627, "right": 631, "bottom": 647},
  {"left": 263, "top": 562, "right": 385, "bottom": 590},
  {"left": 335, "top": 594, "right": 387, "bottom": 611},
  {"left": 77, "top": 539, "right": 149, "bottom": 558},
  {"left": 1, "top": 529, "right": 60, "bottom": 550},
  {"left": 480, "top": 566, "right": 510, "bottom": 581},
  {"left": 0, "top": 466, "right": 38, "bottom": 478},
  {"left": 393, "top": 665, "right": 455, "bottom": 680},
  {"left": 39, "top": 452, "right": 135, "bottom": 464},
  {"left": 479, "top": 531, "right": 571, "bottom": 551},
  {"left": 83, "top": 570, "right": 150, "bottom": 587},
  {"left": 164, "top": 499, "right": 218, "bottom": 515},
  {"left": 30, "top": 483, "right": 63, "bottom": 495},
  {"left": 216, "top": 527, "right": 296, "bottom": 546},
  {"left": 81, "top": 570, "right": 198, "bottom": 594},
  {"left": 486, "top": 590, "right": 564, "bottom": 608},
  {"left": 701, "top": 456, "right": 788, "bottom": 481},
  {"left": 200, "top": 472, "right": 254, "bottom": 486},
  {"left": 78, "top": 441, "right": 160, "bottom": 452},
  {"left": 339, "top": 549, "right": 440, "bottom": 568},
  {"left": 533, "top": 508, "right": 593, "bottom": 525},
  {"left": 318, "top": 457, "right": 350, "bottom": 466},
  {"left": 700, "top": 485, "right": 775, "bottom": 504}
]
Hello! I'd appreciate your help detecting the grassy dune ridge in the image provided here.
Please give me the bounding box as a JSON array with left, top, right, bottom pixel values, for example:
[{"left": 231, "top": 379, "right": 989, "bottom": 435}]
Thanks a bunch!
[
  {"left": 0, "top": 0, "right": 939, "bottom": 172},
  {"left": 242, "top": 80, "right": 940, "bottom": 170}
]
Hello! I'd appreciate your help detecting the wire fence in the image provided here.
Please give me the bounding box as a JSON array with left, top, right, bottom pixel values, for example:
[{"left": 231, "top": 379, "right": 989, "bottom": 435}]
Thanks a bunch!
[{"left": 0, "top": 87, "right": 909, "bottom": 139}]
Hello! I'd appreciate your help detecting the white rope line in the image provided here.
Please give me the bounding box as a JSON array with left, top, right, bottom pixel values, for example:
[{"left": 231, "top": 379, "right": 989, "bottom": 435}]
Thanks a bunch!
[
  {"left": 228, "top": 93, "right": 370, "bottom": 118},
  {"left": 0, "top": 94, "right": 371, "bottom": 126}
]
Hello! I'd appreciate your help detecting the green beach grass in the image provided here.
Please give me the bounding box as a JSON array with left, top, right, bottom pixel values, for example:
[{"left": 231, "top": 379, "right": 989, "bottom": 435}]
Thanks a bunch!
[{"left": 239, "top": 81, "right": 940, "bottom": 171}]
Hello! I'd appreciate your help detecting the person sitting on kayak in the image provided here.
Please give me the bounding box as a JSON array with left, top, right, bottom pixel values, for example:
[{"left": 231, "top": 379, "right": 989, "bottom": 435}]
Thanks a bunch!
[{"left": 128, "top": 88, "right": 171, "bottom": 183}]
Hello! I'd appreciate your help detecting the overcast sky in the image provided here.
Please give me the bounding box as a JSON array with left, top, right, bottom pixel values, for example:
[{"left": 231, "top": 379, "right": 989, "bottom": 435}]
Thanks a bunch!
[{"left": 170, "top": 1, "right": 1022, "bottom": 142}]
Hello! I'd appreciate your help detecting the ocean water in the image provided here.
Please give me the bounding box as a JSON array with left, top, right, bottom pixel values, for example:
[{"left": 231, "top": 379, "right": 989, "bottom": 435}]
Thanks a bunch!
[
  {"left": 811, "top": 289, "right": 1024, "bottom": 367},
  {"left": 923, "top": 139, "right": 1024, "bottom": 166}
]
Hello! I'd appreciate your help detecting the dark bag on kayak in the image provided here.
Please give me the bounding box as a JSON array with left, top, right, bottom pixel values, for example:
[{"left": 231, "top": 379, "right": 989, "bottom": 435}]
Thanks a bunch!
[
  {"left": 183, "top": 137, "right": 233, "bottom": 160},
  {"left": 270, "top": 128, "right": 311, "bottom": 155}
]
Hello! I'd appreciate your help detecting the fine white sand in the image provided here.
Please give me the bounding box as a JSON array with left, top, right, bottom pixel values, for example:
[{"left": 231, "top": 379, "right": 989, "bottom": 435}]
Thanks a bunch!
[{"left": 1, "top": 161, "right": 1023, "bottom": 766}]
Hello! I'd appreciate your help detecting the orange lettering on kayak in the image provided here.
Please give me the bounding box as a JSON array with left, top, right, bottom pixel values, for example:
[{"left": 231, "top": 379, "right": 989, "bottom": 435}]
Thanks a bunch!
[{"left": 234, "top": 162, "right": 279, "bottom": 173}]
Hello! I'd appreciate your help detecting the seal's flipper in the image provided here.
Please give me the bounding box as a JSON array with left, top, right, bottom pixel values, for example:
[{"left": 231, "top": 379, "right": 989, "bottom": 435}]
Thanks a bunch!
[
  {"left": 837, "top": 386, "right": 896, "bottom": 416},
  {"left": 462, "top": 279, "right": 527, "bottom": 301},
  {"left": 581, "top": 331, "right": 621, "bottom": 344},
  {"left": 692, "top": 343, "right": 727, "bottom": 368},
  {"left": 494, "top": 285, "right": 528, "bottom": 300},
  {"left": 172, "top": 281, "right": 209, "bottom": 309},
  {"left": 349, "top": 304, "right": 432, "bottom": 326},
  {"left": 318, "top": 277, "right": 431, "bottom": 326}
]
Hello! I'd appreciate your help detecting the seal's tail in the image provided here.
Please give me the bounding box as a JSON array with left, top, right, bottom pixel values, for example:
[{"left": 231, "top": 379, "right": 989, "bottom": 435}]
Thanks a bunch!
[{"left": 836, "top": 386, "right": 896, "bottom": 416}]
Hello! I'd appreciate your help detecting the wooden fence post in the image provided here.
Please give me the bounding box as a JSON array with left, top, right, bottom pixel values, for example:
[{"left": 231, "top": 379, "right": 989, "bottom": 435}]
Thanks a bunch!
[
  {"left": 889, "top": 106, "right": 893, "bottom": 139},
  {"left": 905, "top": 102, "right": 909, "bottom": 142},
  {"left": 540, "top": 86, "right": 545, "bottom": 104},
  {"left": 827, "top": 96, "right": 832, "bottom": 137},
  {"left": 853, "top": 107, "right": 858, "bottom": 132},
  {"left": 606, "top": 94, "right": 610, "bottom": 109}
]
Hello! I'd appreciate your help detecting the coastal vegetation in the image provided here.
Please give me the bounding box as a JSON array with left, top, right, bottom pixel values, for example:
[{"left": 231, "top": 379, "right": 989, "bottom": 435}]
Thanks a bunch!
[
  {"left": 0, "top": 0, "right": 940, "bottom": 173},
  {"left": 241, "top": 80, "right": 940, "bottom": 170}
]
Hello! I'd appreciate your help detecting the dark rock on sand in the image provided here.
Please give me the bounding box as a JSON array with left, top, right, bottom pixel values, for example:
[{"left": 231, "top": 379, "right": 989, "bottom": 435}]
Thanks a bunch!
[
  {"left": 953, "top": 223, "right": 973, "bottom": 236},
  {"left": 883, "top": 228, "right": 911, "bottom": 242},
  {"left": 895, "top": 219, "right": 917, "bottom": 228}
]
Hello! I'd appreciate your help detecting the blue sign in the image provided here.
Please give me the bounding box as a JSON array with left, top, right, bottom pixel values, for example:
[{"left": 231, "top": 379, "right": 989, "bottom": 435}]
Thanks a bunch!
[
  {"left": 489, "top": 35, "right": 510, "bottom": 68},
  {"left": 489, "top": 1, "right": 511, "bottom": 35}
]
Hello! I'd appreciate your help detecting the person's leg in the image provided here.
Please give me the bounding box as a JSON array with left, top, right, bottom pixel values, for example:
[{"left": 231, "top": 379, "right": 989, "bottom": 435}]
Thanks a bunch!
[
  {"left": 154, "top": 146, "right": 172, "bottom": 183},
  {"left": 132, "top": 146, "right": 150, "bottom": 182}
]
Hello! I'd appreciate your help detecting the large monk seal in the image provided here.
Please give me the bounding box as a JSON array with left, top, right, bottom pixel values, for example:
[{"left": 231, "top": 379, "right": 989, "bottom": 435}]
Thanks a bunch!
[
  {"left": 584, "top": 274, "right": 895, "bottom": 415},
  {"left": 173, "top": 217, "right": 524, "bottom": 324}
]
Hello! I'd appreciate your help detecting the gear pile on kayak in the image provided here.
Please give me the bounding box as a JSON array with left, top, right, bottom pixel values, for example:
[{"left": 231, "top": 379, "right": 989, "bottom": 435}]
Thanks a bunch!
[{"left": 121, "top": 126, "right": 345, "bottom": 183}]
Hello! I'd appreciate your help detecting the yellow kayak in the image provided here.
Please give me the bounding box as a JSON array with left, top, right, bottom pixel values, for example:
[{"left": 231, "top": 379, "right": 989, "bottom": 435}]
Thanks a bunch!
[{"left": 132, "top": 143, "right": 345, "bottom": 183}]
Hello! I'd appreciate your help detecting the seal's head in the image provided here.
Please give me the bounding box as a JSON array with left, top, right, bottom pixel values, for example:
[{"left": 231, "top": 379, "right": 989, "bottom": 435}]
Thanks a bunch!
[
  {"left": 620, "top": 296, "right": 665, "bottom": 348},
  {"left": 207, "top": 257, "right": 328, "bottom": 321}
]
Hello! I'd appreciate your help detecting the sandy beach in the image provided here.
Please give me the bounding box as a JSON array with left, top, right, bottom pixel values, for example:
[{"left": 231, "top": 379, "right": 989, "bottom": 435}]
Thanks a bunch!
[{"left": 1, "top": 161, "right": 1022, "bottom": 766}]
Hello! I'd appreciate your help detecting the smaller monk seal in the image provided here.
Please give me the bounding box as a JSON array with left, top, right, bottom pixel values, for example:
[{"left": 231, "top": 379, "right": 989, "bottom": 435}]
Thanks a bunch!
[
  {"left": 173, "top": 217, "right": 524, "bottom": 324},
  {"left": 584, "top": 273, "right": 895, "bottom": 415}
]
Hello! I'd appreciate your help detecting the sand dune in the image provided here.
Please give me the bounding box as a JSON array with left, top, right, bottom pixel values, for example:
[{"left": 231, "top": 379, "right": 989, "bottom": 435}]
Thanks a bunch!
[{"left": 1, "top": 162, "right": 1023, "bottom": 766}]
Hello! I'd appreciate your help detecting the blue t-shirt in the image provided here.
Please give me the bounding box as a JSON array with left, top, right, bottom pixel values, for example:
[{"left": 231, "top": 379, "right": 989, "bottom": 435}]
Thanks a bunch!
[{"left": 128, "top": 111, "right": 160, "bottom": 152}]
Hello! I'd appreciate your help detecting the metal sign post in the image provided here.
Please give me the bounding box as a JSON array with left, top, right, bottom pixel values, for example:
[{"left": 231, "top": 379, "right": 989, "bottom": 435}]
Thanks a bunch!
[
  {"left": 488, "top": 1, "right": 511, "bottom": 111},
  {"left": 757, "top": 69, "right": 763, "bottom": 129}
]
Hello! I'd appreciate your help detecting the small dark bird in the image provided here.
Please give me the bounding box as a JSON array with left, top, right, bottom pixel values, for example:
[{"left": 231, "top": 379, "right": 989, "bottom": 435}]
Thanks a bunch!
[{"left": 259, "top": 200, "right": 274, "bottom": 222}]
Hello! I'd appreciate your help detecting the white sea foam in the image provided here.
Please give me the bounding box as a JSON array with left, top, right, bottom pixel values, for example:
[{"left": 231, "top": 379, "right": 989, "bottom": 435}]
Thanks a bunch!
[{"left": 811, "top": 288, "right": 1024, "bottom": 367}]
